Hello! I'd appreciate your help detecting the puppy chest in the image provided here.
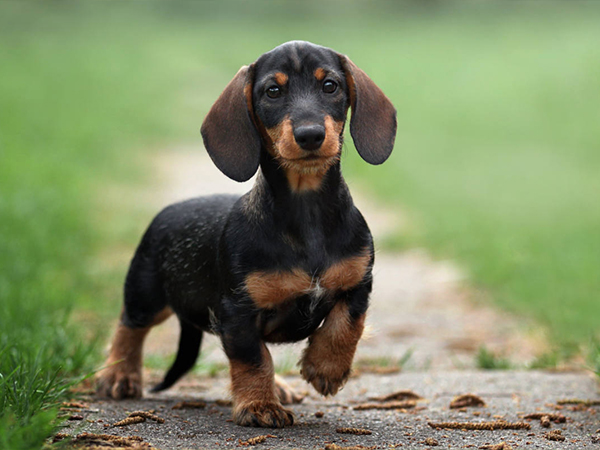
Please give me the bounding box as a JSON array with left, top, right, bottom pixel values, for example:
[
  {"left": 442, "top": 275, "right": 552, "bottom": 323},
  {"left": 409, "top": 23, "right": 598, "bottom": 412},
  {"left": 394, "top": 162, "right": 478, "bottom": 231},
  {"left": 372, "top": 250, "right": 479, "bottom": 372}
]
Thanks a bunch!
[{"left": 244, "top": 252, "right": 371, "bottom": 309}]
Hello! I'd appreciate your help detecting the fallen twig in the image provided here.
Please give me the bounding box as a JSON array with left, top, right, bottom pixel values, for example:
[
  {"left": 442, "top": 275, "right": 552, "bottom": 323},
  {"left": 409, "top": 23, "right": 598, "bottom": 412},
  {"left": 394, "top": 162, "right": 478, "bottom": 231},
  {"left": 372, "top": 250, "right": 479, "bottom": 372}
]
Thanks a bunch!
[
  {"left": 238, "top": 434, "right": 276, "bottom": 446},
  {"left": 324, "top": 445, "right": 376, "bottom": 450},
  {"left": 354, "top": 400, "right": 416, "bottom": 411},
  {"left": 113, "top": 410, "right": 165, "bottom": 427},
  {"left": 450, "top": 394, "right": 486, "bottom": 409},
  {"left": 479, "top": 443, "right": 512, "bottom": 450},
  {"left": 113, "top": 416, "right": 145, "bottom": 427},
  {"left": 368, "top": 389, "right": 422, "bottom": 402},
  {"left": 336, "top": 427, "right": 372, "bottom": 435},
  {"left": 129, "top": 410, "right": 165, "bottom": 423},
  {"left": 544, "top": 429, "right": 565, "bottom": 441},
  {"left": 523, "top": 412, "right": 566, "bottom": 423},
  {"left": 68, "top": 432, "right": 149, "bottom": 448},
  {"left": 557, "top": 398, "right": 600, "bottom": 406},
  {"left": 428, "top": 420, "right": 531, "bottom": 431}
]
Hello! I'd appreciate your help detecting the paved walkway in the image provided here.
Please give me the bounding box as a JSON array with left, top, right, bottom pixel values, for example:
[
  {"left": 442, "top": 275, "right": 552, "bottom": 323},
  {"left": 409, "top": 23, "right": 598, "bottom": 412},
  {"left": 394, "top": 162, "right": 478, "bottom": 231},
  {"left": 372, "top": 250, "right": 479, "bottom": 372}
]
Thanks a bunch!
[
  {"left": 71, "top": 371, "right": 598, "bottom": 449},
  {"left": 70, "top": 148, "right": 599, "bottom": 449}
]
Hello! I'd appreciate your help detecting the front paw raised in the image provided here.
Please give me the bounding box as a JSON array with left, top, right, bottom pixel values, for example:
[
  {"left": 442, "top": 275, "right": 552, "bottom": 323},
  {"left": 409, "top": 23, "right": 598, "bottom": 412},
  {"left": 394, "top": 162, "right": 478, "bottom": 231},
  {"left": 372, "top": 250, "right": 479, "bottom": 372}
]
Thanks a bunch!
[
  {"left": 301, "top": 355, "right": 350, "bottom": 397},
  {"left": 233, "top": 401, "right": 294, "bottom": 428}
]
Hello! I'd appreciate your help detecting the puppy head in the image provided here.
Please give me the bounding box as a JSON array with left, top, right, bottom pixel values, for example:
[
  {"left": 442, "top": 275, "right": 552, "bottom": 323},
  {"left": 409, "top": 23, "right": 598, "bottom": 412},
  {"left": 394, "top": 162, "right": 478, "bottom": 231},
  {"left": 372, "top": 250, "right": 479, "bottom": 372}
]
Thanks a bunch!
[{"left": 201, "top": 41, "right": 396, "bottom": 182}]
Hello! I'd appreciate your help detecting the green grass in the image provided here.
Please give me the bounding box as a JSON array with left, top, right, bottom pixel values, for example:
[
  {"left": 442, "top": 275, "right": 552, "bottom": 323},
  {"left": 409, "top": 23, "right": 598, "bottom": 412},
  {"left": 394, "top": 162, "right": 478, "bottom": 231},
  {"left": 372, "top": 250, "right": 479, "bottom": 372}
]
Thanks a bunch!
[
  {"left": 145, "top": 354, "right": 229, "bottom": 378},
  {"left": 476, "top": 346, "right": 567, "bottom": 371},
  {"left": 2, "top": 2, "right": 600, "bottom": 446},
  {"left": 527, "top": 351, "right": 561, "bottom": 371},
  {"left": 355, "top": 350, "right": 414, "bottom": 374},
  {"left": 475, "top": 346, "right": 512, "bottom": 370},
  {"left": 0, "top": 2, "right": 196, "bottom": 447},
  {"left": 588, "top": 339, "right": 600, "bottom": 378}
]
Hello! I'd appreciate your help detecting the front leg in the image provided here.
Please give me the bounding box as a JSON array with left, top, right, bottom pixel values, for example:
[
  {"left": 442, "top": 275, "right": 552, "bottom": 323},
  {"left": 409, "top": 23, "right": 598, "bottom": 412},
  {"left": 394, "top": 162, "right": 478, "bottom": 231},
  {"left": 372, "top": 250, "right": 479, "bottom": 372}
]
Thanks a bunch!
[
  {"left": 301, "top": 284, "right": 369, "bottom": 396},
  {"left": 221, "top": 299, "right": 294, "bottom": 428}
]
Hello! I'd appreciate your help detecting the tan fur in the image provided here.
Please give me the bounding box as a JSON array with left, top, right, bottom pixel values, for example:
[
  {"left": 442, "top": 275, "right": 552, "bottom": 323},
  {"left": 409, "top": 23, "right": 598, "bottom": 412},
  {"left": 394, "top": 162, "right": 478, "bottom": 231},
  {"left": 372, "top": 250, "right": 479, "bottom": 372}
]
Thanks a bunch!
[
  {"left": 270, "top": 118, "right": 303, "bottom": 160},
  {"left": 151, "top": 306, "right": 174, "bottom": 325},
  {"left": 261, "top": 119, "right": 281, "bottom": 157},
  {"left": 274, "top": 72, "right": 288, "bottom": 85},
  {"left": 319, "top": 114, "right": 344, "bottom": 162},
  {"left": 265, "top": 115, "right": 343, "bottom": 192},
  {"left": 301, "top": 302, "right": 365, "bottom": 396},
  {"left": 230, "top": 344, "right": 277, "bottom": 405},
  {"left": 243, "top": 80, "right": 261, "bottom": 132},
  {"left": 244, "top": 82, "right": 254, "bottom": 115},
  {"left": 284, "top": 170, "right": 326, "bottom": 191},
  {"left": 274, "top": 374, "right": 305, "bottom": 404},
  {"left": 96, "top": 307, "right": 173, "bottom": 399},
  {"left": 314, "top": 67, "right": 326, "bottom": 81},
  {"left": 245, "top": 269, "right": 312, "bottom": 308},
  {"left": 320, "top": 248, "right": 371, "bottom": 291},
  {"left": 245, "top": 249, "right": 370, "bottom": 308},
  {"left": 230, "top": 344, "right": 294, "bottom": 427}
]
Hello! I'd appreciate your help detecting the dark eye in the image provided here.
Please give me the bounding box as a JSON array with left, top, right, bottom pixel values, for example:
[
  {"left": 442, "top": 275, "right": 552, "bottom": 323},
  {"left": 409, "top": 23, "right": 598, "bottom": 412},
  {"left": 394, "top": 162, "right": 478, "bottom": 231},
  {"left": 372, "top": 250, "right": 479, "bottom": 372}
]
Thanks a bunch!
[
  {"left": 323, "top": 80, "right": 337, "bottom": 94},
  {"left": 266, "top": 85, "right": 282, "bottom": 99}
]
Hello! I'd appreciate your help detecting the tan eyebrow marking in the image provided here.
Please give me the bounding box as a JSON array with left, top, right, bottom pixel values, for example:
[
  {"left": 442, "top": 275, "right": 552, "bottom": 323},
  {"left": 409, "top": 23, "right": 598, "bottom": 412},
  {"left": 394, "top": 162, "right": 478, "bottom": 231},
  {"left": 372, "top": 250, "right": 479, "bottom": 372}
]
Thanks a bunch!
[
  {"left": 274, "top": 72, "right": 288, "bottom": 85},
  {"left": 314, "top": 68, "right": 326, "bottom": 81}
]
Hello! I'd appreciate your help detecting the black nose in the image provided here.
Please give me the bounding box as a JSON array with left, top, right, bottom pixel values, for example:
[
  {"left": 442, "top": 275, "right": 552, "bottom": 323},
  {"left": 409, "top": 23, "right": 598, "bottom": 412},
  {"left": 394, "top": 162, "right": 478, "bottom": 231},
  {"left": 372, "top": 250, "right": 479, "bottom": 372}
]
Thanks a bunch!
[{"left": 293, "top": 124, "right": 325, "bottom": 151}]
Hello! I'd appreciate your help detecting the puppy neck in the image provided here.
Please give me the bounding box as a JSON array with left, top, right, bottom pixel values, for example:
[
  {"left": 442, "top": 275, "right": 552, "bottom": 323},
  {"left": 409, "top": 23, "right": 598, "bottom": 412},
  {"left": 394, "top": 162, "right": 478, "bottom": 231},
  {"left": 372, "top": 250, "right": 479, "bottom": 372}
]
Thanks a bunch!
[{"left": 258, "top": 151, "right": 344, "bottom": 199}]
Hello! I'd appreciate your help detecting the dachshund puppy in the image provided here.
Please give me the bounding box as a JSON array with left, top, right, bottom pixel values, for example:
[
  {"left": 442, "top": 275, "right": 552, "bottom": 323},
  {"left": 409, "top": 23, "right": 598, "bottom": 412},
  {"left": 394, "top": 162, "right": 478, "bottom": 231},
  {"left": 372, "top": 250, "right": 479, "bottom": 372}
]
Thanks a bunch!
[{"left": 96, "top": 40, "right": 396, "bottom": 428}]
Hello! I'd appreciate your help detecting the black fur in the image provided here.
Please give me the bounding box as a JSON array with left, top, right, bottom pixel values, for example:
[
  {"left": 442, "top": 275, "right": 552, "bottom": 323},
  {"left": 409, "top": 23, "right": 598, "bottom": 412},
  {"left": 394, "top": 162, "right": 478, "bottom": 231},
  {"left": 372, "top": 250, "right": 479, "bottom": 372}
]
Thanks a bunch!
[{"left": 116, "top": 41, "right": 396, "bottom": 396}]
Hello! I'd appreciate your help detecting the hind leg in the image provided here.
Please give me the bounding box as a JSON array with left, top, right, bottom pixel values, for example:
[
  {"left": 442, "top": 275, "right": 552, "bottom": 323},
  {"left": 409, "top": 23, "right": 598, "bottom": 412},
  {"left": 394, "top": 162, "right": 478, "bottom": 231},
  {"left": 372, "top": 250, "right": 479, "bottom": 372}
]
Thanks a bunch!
[
  {"left": 96, "top": 306, "right": 172, "bottom": 399},
  {"left": 96, "top": 235, "right": 171, "bottom": 399},
  {"left": 274, "top": 374, "right": 304, "bottom": 405}
]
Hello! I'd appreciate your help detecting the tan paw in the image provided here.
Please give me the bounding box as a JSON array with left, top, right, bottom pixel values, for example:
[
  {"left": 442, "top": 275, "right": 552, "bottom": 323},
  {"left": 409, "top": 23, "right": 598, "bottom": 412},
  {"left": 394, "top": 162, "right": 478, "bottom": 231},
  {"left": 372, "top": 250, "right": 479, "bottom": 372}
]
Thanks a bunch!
[
  {"left": 301, "top": 355, "right": 350, "bottom": 397},
  {"left": 233, "top": 401, "right": 295, "bottom": 428},
  {"left": 275, "top": 374, "right": 305, "bottom": 405},
  {"left": 96, "top": 366, "right": 142, "bottom": 399}
]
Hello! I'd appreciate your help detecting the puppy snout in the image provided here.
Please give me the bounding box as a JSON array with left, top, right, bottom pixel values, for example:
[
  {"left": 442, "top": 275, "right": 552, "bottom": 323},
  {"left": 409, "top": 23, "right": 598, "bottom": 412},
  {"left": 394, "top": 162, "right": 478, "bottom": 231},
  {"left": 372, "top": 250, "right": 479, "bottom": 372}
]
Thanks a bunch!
[{"left": 293, "top": 125, "right": 325, "bottom": 151}]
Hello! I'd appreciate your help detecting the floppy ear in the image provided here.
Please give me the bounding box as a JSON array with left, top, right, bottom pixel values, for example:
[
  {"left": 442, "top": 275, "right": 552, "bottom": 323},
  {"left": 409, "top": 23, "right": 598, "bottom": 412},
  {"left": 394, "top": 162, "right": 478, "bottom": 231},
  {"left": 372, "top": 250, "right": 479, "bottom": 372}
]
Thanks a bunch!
[
  {"left": 339, "top": 55, "right": 397, "bottom": 165},
  {"left": 200, "top": 65, "right": 261, "bottom": 182}
]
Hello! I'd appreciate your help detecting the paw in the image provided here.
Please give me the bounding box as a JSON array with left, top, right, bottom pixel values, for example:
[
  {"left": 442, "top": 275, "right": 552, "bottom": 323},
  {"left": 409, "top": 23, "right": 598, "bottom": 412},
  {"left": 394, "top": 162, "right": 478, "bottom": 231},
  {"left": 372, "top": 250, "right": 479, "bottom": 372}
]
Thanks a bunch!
[
  {"left": 275, "top": 374, "right": 305, "bottom": 405},
  {"left": 301, "top": 356, "right": 350, "bottom": 397},
  {"left": 233, "top": 401, "right": 294, "bottom": 428},
  {"left": 96, "top": 366, "right": 142, "bottom": 399}
]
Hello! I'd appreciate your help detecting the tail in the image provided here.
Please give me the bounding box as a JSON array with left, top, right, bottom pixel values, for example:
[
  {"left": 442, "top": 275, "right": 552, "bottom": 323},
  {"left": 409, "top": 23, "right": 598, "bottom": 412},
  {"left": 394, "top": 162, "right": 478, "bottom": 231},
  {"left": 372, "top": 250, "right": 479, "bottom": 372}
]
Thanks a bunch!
[{"left": 151, "top": 320, "right": 203, "bottom": 392}]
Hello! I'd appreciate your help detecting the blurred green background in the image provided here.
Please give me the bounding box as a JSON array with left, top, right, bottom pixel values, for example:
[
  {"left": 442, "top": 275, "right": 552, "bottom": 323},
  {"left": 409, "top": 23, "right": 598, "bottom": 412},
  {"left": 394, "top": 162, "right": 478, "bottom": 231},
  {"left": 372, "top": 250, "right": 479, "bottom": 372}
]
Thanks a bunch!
[{"left": 1, "top": 1, "right": 599, "bottom": 447}]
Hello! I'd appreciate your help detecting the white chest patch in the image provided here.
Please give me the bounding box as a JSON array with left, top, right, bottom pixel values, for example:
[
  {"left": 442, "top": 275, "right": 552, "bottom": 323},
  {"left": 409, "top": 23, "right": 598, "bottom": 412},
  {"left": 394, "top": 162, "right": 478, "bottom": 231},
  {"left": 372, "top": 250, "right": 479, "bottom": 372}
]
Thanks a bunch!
[
  {"left": 305, "top": 278, "right": 327, "bottom": 299},
  {"left": 306, "top": 278, "right": 327, "bottom": 313}
]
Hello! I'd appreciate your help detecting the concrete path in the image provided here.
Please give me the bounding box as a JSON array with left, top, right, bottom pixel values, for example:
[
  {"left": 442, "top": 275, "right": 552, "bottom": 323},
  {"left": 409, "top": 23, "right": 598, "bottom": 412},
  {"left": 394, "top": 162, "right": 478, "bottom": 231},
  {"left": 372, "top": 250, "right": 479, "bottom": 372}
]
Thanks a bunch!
[
  {"left": 68, "top": 148, "right": 599, "bottom": 449},
  {"left": 69, "top": 371, "right": 599, "bottom": 449}
]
